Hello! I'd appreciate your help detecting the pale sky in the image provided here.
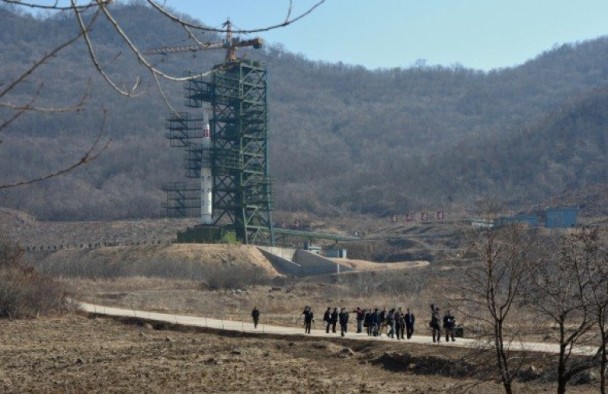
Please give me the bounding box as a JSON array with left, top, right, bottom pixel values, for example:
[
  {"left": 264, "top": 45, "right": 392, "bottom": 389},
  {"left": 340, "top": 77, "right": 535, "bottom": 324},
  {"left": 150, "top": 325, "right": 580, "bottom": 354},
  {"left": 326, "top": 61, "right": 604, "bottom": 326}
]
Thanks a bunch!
[{"left": 163, "top": 0, "right": 608, "bottom": 71}]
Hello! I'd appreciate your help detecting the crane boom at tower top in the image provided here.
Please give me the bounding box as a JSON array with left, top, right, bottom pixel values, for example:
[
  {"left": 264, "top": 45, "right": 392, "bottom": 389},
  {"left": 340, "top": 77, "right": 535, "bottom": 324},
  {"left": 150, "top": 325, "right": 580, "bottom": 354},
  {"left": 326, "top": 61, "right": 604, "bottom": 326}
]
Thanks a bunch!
[{"left": 145, "top": 19, "right": 263, "bottom": 63}]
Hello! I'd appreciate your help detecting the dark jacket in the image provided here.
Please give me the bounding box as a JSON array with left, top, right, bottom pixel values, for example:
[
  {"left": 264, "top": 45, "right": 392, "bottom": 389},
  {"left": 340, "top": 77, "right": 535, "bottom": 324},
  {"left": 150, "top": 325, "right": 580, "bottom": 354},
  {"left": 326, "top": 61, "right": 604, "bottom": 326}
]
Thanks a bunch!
[
  {"left": 372, "top": 310, "right": 380, "bottom": 325},
  {"left": 405, "top": 312, "right": 415, "bottom": 327},
  {"left": 339, "top": 311, "right": 349, "bottom": 325},
  {"left": 304, "top": 310, "right": 314, "bottom": 323},
  {"left": 330, "top": 310, "right": 338, "bottom": 324},
  {"left": 443, "top": 313, "right": 455, "bottom": 329},
  {"left": 430, "top": 310, "right": 440, "bottom": 329},
  {"left": 355, "top": 309, "right": 364, "bottom": 321}
]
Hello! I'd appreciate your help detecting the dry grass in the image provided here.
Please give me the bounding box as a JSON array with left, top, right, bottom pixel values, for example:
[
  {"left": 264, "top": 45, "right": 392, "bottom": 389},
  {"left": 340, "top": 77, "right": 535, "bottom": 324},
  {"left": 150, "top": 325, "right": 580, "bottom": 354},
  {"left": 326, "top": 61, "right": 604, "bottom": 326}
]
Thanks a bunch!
[
  {"left": 3, "top": 314, "right": 571, "bottom": 394},
  {"left": 64, "top": 265, "right": 457, "bottom": 330},
  {"left": 1, "top": 208, "right": 603, "bottom": 392},
  {"left": 0, "top": 233, "right": 68, "bottom": 319},
  {"left": 47, "top": 275, "right": 603, "bottom": 393}
]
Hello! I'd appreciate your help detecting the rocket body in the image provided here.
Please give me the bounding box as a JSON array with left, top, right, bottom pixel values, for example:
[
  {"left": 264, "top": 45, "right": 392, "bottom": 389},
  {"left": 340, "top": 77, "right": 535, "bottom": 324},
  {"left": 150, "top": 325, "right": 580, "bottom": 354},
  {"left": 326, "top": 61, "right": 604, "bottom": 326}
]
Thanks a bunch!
[{"left": 201, "top": 120, "right": 213, "bottom": 225}]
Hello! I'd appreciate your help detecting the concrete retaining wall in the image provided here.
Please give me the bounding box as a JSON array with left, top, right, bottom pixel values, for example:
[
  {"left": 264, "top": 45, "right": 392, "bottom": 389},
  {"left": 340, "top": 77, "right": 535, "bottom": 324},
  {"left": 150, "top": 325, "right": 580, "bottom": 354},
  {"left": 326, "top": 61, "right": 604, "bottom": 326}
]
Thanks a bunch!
[
  {"left": 257, "top": 247, "right": 301, "bottom": 276},
  {"left": 258, "top": 247, "right": 296, "bottom": 261},
  {"left": 293, "top": 250, "right": 353, "bottom": 276},
  {"left": 257, "top": 247, "right": 353, "bottom": 277}
]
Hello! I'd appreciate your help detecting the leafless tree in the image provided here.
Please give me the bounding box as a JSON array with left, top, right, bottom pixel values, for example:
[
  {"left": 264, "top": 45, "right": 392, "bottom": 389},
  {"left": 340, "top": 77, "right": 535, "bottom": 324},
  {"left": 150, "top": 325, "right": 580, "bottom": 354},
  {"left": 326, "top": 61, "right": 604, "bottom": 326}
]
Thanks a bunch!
[
  {"left": 523, "top": 229, "right": 597, "bottom": 394},
  {"left": 0, "top": 229, "right": 24, "bottom": 269},
  {"left": 458, "top": 223, "right": 540, "bottom": 394},
  {"left": 0, "top": 0, "right": 324, "bottom": 189},
  {"left": 567, "top": 227, "right": 608, "bottom": 393}
]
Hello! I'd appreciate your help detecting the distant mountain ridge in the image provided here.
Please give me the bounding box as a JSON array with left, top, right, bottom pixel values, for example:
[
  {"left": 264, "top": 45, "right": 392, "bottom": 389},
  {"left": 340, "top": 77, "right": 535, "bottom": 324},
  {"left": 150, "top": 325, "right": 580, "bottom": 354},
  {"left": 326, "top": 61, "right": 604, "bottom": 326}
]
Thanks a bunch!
[{"left": 1, "top": 3, "right": 607, "bottom": 220}]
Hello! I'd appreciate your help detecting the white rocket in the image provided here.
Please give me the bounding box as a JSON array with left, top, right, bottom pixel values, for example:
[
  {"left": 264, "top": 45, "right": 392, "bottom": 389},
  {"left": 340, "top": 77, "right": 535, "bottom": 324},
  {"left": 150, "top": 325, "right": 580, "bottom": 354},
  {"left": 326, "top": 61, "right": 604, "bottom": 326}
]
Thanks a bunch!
[{"left": 201, "top": 113, "right": 213, "bottom": 225}]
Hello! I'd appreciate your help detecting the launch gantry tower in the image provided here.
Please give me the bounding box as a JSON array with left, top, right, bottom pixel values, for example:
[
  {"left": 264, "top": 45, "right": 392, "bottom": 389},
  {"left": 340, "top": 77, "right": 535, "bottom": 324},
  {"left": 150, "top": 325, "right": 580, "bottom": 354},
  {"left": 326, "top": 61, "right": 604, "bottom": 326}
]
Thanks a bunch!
[{"left": 155, "top": 20, "right": 275, "bottom": 246}]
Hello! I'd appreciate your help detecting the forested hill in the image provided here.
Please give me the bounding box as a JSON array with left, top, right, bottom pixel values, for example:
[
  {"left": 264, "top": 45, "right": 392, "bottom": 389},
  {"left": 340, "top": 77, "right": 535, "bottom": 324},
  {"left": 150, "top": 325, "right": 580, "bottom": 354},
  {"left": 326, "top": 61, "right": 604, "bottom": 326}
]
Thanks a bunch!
[
  {"left": 1, "top": 3, "right": 608, "bottom": 220},
  {"left": 429, "top": 86, "right": 608, "bottom": 209}
]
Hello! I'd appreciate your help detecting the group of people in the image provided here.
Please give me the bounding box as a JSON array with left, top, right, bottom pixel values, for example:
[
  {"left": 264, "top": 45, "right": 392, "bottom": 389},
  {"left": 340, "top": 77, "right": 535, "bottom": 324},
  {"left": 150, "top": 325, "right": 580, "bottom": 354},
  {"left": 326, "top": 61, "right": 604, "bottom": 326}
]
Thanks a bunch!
[
  {"left": 429, "top": 304, "right": 457, "bottom": 343},
  {"left": 356, "top": 307, "right": 416, "bottom": 339},
  {"left": 252, "top": 304, "right": 457, "bottom": 343},
  {"left": 322, "top": 307, "right": 352, "bottom": 337}
]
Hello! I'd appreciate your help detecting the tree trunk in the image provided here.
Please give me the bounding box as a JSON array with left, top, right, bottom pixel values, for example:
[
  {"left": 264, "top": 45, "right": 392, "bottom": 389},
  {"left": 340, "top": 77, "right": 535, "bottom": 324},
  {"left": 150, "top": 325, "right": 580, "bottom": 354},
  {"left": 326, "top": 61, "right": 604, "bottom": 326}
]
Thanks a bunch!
[
  {"left": 601, "top": 335, "right": 607, "bottom": 394},
  {"left": 557, "top": 342, "right": 567, "bottom": 394},
  {"left": 494, "top": 320, "right": 513, "bottom": 394}
]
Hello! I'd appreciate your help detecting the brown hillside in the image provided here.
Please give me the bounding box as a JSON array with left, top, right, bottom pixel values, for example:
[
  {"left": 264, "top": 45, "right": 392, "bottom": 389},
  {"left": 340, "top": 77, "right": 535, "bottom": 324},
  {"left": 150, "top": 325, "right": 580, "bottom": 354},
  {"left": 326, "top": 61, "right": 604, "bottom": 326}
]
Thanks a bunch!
[{"left": 36, "top": 243, "right": 281, "bottom": 278}]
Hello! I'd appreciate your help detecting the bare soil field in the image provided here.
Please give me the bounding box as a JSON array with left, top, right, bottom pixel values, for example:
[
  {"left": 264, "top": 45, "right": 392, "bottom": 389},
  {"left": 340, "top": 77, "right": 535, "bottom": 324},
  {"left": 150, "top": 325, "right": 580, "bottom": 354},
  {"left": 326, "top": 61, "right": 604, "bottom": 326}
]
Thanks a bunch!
[
  {"left": 329, "top": 258, "right": 429, "bottom": 272},
  {"left": 0, "top": 210, "right": 604, "bottom": 392},
  {"left": 0, "top": 313, "right": 595, "bottom": 393}
]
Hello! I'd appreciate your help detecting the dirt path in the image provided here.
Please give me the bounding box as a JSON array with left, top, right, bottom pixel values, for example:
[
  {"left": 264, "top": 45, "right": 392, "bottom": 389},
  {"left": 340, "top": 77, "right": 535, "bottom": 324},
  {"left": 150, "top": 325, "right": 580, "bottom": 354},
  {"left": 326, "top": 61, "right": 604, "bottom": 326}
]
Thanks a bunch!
[
  {"left": 78, "top": 301, "right": 597, "bottom": 356},
  {"left": 329, "top": 259, "right": 429, "bottom": 272}
]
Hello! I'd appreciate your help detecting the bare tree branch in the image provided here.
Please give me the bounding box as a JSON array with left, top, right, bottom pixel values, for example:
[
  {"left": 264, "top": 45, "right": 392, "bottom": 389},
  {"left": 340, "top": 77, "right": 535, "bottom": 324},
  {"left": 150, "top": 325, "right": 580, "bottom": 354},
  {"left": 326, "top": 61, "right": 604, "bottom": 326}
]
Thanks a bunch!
[
  {"left": 0, "top": 110, "right": 111, "bottom": 190},
  {"left": 0, "top": 83, "right": 45, "bottom": 136},
  {"left": 71, "top": 1, "right": 142, "bottom": 97},
  {"left": 0, "top": 25, "right": 84, "bottom": 100},
  {"left": 284, "top": 0, "right": 293, "bottom": 24},
  {"left": 94, "top": 2, "right": 217, "bottom": 83},
  {"left": 0, "top": 80, "right": 89, "bottom": 114},
  {"left": 145, "top": 0, "right": 325, "bottom": 34},
  {"left": 2, "top": 0, "right": 98, "bottom": 11},
  {"left": 0, "top": 99, "right": 86, "bottom": 113},
  {"left": 151, "top": 71, "right": 180, "bottom": 117},
  {"left": 0, "top": 0, "right": 323, "bottom": 192}
]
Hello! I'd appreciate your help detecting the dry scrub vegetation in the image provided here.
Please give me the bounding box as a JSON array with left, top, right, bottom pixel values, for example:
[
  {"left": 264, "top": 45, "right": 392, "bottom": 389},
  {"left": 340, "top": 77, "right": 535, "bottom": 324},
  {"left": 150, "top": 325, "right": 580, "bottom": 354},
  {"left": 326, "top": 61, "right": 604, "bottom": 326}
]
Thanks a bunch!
[
  {"left": 35, "top": 244, "right": 275, "bottom": 291},
  {"left": 2, "top": 218, "right": 608, "bottom": 393},
  {"left": 0, "top": 233, "right": 68, "bottom": 319},
  {"left": 2, "top": 314, "right": 581, "bottom": 394}
]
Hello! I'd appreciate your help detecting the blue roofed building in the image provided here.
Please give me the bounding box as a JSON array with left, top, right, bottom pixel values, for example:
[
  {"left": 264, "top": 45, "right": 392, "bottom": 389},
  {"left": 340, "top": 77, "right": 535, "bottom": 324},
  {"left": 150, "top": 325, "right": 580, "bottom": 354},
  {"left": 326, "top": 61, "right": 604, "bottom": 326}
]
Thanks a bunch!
[{"left": 544, "top": 207, "right": 579, "bottom": 228}]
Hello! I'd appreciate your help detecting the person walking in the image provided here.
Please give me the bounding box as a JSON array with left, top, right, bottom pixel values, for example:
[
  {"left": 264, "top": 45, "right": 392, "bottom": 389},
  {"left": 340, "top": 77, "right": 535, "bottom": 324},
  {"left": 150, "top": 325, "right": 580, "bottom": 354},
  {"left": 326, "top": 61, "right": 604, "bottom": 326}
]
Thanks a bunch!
[
  {"left": 364, "top": 309, "right": 373, "bottom": 336},
  {"left": 404, "top": 308, "right": 415, "bottom": 339},
  {"left": 379, "top": 307, "right": 387, "bottom": 336},
  {"left": 304, "top": 307, "right": 314, "bottom": 334},
  {"left": 394, "top": 307, "right": 405, "bottom": 340},
  {"left": 387, "top": 308, "right": 396, "bottom": 338},
  {"left": 430, "top": 304, "right": 441, "bottom": 343},
  {"left": 339, "top": 308, "right": 349, "bottom": 337},
  {"left": 355, "top": 307, "right": 364, "bottom": 333},
  {"left": 372, "top": 308, "right": 380, "bottom": 336},
  {"left": 298, "top": 306, "right": 310, "bottom": 327},
  {"left": 251, "top": 306, "right": 260, "bottom": 329},
  {"left": 323, "top": 307, "right": 331, "bottom": 333},
  {"left": 443, "top": 310, "right": 456, "bottom": 342},
  {"left": 330, "top": 307, "right": 339, "bottom": 333}
]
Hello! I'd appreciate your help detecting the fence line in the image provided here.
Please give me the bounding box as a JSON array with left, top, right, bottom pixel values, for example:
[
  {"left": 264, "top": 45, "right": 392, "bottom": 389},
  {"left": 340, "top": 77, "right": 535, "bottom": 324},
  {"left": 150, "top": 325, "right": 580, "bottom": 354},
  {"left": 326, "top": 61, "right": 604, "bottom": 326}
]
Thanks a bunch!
[{"left": 24, "top": 239, "right": 177, "bottom": 252}]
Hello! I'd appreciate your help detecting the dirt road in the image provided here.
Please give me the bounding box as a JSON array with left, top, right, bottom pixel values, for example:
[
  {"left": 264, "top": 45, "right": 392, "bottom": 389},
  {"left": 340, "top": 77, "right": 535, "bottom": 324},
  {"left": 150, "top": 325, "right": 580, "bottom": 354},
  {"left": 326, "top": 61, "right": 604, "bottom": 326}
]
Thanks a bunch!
[{"left": 78, "top": 301, "right": 597, "bottom": 356}]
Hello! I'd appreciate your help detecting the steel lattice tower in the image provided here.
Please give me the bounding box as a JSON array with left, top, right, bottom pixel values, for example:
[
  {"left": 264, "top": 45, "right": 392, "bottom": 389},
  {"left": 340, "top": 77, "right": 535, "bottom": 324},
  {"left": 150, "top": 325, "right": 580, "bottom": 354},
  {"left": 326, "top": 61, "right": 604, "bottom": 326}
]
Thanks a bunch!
[
  {"left": 162, "top": 112, "right": 205, "bottom": 218},
  {"left": 183, "top": 61, "right": 275, "bottom": 245}
]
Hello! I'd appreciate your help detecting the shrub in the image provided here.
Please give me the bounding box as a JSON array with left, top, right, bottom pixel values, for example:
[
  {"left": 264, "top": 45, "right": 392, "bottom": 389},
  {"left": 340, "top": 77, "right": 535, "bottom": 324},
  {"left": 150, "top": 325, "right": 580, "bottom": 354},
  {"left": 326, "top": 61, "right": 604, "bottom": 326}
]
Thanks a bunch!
[
  {"left": 0, "top": 234, "right": 68, "bottom": 318},
  {"left": 220, "top": 231, "right": 238, "bottom": 245},
  {"left": 205, "top": 263, "right": 270, "bottom": 290}
]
